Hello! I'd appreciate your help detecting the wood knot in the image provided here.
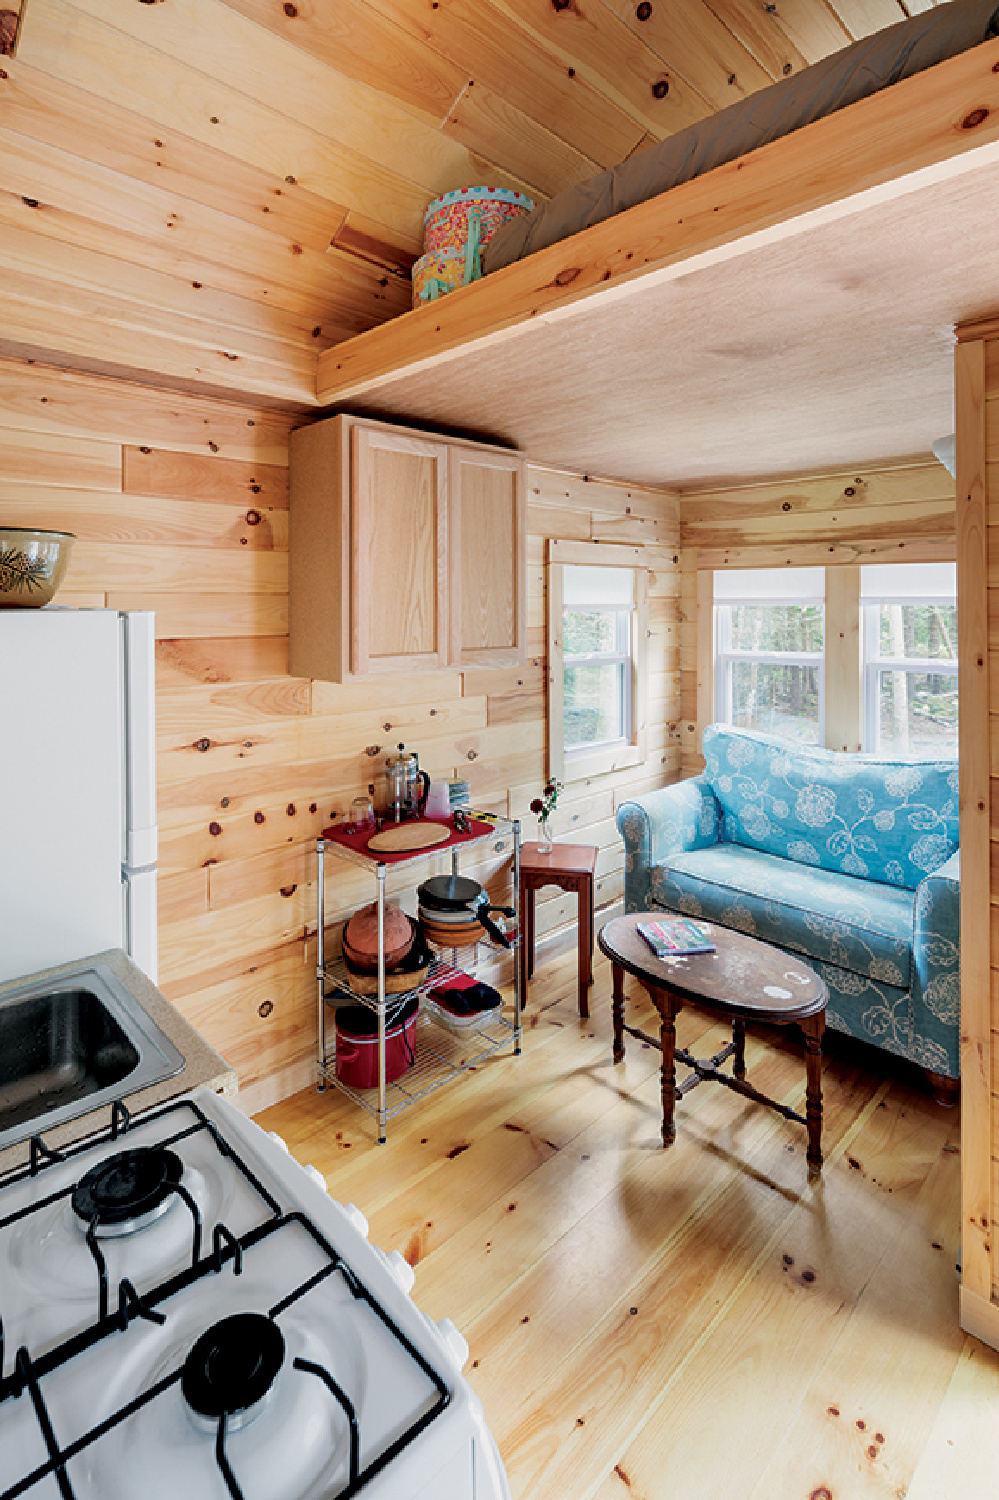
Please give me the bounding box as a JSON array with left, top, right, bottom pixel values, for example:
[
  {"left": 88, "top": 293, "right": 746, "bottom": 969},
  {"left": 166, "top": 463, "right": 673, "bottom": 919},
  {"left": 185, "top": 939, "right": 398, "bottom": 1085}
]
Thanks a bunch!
[
  {"left": 283, "top": 0, "right": 297, "bottom": 12},
  {"left": 254, "top": 810, "right": 265, "bottom": 824},
  {"left": 364, "top": 744, "right": 381, "bottom": 756},
  {"left": 636, "top": 0, "right": 651, "bottom": 16},
  {"left": 246, "top": 509, "right": 261, "bottom": 525},
  {"left": 258, "top": 1000, "right": 274, "bottom": 1018},
  {"left": 279, "top": 884, "right": 297, "bottom": 898},
  {"left": 961, "top": 107, "right": 989, "bottom": 129},
  {"left": 781, "top": 500, "right": 791, "bottom": 511},
  {"left": 21, "top": 197, "right": 39, "bottom": 209},
  {"left": 286, "top": 803, "right": 296, "bottom": 815},
  {"left": 208, "top": 821, "right": 222, "bottom": 836},
  {"left": 554, "top": 266, "right": 581, "bottom": 286},
  {"left": 652, "top": 78, "right": 669, "bottom": 99},
  {"left": 194, "top": 736, "right": 211, "bottom": 752}
]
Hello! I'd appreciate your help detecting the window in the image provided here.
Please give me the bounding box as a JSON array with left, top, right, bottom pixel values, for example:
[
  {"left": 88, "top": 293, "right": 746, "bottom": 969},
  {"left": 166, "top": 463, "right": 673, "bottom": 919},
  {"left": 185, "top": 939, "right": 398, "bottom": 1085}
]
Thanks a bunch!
[
  {"left": 563, "top": 565, "right": 634, "bottom": 751},
  {"left": 714, "top": 568, "right": 825, "bottom": 745},
  {"left": 548, "top": 542, "right": 648, "bottom": 781},
  {"left": 861, "top": 563, "right": 957, "bottom": 755}
]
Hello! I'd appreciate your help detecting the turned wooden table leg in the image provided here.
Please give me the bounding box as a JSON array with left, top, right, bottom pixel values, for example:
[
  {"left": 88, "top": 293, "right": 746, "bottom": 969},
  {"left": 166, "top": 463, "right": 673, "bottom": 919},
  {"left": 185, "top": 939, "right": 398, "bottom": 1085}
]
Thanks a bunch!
[
  {"left": 802, "top": 1012, "right": 825, "bottom": 1175},
  {"left": 733, "top": 1018, "right": 747, "bottom": 1080},
  {"left": 656, "top": 986, "right": 681, "bottom": 1148},
  {"left": 612, "top": 961, "right": 626, "bottom": 1063},
  {"left": 526, "top": 882, "right": 536, "bottom": 981},
  {"left": 577, "top": 876, "right": 591, "bottom": 1020}
]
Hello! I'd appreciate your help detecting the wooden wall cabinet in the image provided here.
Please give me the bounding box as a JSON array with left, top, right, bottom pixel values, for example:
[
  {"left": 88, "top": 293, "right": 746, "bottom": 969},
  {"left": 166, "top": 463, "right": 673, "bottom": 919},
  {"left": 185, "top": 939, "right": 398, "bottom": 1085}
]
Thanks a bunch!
[{"left": 290, "top": 415, "right": 526, "bottom": 681}]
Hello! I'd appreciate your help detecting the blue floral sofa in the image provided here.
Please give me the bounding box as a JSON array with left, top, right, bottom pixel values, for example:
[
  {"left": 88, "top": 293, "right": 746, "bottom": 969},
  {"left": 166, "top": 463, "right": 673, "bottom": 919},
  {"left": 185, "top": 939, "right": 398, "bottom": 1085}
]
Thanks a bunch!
[{"left": 616, "top": 724, "right": 961, "bottom": 1089}]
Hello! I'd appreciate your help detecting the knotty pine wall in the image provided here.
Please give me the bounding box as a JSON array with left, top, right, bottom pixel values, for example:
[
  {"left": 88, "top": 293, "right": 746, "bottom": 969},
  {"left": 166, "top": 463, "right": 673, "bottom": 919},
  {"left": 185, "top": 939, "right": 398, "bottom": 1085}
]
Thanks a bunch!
[
  {"left": 0, "top": 355, "right": 680, "bottom": 1113},
  {"left": 677, "top": 458, "right": 957, "bottom": 776}
]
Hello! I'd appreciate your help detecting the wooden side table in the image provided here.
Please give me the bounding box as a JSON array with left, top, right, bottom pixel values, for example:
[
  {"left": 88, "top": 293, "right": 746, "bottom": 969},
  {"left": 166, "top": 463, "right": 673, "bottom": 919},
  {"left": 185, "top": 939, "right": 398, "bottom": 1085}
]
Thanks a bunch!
[{"left": 519, "top": 841, "right": 598, "bottom": 1017}]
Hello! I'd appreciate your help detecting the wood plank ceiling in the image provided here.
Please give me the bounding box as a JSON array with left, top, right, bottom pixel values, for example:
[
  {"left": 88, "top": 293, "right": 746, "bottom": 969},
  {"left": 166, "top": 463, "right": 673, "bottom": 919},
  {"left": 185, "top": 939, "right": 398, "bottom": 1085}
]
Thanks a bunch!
[{"left": 0, "top": 0, "right": 934, "bottom": 407}]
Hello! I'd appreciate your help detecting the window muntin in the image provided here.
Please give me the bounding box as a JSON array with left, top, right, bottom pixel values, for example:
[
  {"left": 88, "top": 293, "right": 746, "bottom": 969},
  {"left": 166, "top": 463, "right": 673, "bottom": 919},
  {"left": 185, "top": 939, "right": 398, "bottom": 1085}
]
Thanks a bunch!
[
  {"left": 563, "top": 565, "right": 635, "bottom": 755},
  {"left": 861, "top": 563, "right": 957, "bottom": 756},
  {"left": 714, "top": 569, "right": 825, "bottom": 746}
]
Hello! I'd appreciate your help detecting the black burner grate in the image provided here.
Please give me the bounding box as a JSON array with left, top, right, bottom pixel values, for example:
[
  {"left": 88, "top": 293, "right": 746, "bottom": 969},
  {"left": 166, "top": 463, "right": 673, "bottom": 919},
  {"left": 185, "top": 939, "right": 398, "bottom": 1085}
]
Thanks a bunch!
[
  {"left": 0, "top": 1100, "right": 451, "bottom": 1500},
  {"left": 72, "top": 1148, "right": 184, "bottom": 1230}
]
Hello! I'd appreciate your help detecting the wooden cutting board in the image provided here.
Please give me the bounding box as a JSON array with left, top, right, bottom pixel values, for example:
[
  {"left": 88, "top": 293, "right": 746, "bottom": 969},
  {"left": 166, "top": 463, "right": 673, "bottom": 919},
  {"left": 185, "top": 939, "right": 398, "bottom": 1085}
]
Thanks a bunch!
[{"left": 366, "top": 821, "right": 451, "bottom": 853}]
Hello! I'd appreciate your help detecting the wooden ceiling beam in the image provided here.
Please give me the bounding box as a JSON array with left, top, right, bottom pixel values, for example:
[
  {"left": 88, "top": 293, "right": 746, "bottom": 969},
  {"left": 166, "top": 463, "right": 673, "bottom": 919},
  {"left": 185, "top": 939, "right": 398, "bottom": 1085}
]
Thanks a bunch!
[{"left": 316, "top": 36, "right": 999, "bottom": 406}]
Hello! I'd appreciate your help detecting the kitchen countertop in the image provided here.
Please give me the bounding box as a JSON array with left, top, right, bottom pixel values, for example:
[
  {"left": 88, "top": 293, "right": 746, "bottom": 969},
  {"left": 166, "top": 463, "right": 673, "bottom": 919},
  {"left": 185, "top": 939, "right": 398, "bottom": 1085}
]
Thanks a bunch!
[{"left": 0, "top": 947, "right": 237, "bottom": 1177}]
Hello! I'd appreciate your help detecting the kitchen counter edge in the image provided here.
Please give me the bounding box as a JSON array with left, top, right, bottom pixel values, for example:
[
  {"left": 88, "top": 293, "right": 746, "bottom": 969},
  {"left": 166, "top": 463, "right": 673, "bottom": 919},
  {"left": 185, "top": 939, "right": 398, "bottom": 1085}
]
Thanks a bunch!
[{"left": 0, "top": 947, "right": 237, "bottom": 1177}]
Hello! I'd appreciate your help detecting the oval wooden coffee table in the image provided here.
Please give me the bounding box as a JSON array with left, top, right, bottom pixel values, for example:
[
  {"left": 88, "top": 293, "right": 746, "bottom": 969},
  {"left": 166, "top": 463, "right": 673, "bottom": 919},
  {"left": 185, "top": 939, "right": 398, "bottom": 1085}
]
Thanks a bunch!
[{"left": 599, "top": 913, "right": 828, "bottom": 1174}]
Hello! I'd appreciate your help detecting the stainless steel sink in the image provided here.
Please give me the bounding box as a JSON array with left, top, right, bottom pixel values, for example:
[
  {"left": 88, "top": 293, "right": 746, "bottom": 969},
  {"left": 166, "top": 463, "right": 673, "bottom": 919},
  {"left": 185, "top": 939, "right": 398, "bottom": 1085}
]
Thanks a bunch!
[{"left": 0, "top": 962, "right": 185, "bottom": 1150}]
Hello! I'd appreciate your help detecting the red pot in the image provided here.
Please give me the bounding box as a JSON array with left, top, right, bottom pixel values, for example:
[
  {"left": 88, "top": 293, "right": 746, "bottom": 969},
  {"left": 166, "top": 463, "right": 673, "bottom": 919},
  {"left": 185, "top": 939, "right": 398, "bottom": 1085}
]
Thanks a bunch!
[{"left": 334, "top": 1000, "right": 418, "bottom": 1090}]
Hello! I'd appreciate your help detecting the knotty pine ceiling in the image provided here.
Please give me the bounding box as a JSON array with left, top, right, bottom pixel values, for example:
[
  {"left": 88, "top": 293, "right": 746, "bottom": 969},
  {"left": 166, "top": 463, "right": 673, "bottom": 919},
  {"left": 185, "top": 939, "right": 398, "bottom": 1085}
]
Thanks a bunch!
[{"left": 0, "top": 0, "right": 939, "bottom": 407}]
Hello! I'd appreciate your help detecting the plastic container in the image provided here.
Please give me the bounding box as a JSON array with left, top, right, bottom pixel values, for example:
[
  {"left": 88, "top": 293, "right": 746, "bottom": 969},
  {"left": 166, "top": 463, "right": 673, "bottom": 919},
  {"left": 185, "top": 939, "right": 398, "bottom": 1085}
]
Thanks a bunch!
[
  {"left": 334, "top": 999, "right": 418, "bottom": 1090},
  {"left": 424, "top": 995, "right": 494, "bottom": 1036}
]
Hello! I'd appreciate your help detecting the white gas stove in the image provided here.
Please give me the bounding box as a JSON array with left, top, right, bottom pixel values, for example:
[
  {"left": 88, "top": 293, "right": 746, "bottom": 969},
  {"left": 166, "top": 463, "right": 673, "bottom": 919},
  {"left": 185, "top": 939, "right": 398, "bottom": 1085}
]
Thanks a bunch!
[{"left": 0, "top": 1088, "right": 510, "bottom": 1500}]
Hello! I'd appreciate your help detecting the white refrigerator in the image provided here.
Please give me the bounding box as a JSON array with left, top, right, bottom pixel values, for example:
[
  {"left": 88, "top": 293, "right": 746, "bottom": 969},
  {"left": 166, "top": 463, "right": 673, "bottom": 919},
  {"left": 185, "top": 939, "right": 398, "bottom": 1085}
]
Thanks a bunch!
[{"left": 0, "top": 609, "right": 158, "bottom": 984}]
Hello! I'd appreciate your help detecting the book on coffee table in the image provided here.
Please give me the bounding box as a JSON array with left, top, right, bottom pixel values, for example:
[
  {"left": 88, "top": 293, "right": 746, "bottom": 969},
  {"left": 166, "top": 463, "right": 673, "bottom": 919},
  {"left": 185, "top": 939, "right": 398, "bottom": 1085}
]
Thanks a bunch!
[{"left": 637, "top": 916, "right": 716, "bottom": 957}]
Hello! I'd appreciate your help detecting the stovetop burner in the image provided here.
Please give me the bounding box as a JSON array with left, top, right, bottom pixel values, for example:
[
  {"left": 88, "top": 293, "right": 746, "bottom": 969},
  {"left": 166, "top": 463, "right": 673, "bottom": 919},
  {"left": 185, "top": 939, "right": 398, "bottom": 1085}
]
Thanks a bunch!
[
  {"left": 181, "top": 1313, "right": 286, "bottom": 1428},
  {"left": 71, "top": 1147, "right": 184, "bottom": 1236}
]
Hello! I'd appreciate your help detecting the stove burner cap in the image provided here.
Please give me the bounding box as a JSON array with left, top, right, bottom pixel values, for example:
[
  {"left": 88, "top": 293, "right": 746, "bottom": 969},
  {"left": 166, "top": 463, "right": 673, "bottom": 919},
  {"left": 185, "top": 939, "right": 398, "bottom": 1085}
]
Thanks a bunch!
[
  {"left": 182, "top": 1314, "right": 286, "bottom": 1421},
  {"left": 71, "top": 1148, "right": 184, "bottom": 1230}
]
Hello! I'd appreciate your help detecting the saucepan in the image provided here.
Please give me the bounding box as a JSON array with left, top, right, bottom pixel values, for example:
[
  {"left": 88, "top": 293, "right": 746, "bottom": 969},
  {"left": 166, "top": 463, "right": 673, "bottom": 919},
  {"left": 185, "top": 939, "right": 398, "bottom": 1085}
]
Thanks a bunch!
[{"left": 417, "top": 874, "right": 514, "bottom": 949}]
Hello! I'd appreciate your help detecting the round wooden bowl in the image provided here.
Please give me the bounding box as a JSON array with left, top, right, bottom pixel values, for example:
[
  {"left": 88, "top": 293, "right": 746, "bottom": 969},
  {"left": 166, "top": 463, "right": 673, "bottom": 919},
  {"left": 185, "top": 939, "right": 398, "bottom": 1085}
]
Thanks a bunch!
[
  {"left": 419, "top": 915, "right": 484, "bottom": 949},
  {"left": 342, "top": 929, "right": 413, "bottom": 973}
]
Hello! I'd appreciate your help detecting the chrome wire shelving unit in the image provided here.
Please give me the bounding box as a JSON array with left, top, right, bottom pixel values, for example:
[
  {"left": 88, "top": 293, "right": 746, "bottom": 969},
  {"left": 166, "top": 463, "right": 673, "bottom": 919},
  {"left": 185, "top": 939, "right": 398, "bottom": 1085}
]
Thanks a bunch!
[{"left": 316, "top": 814, "right": 522, "bottom": 1143}]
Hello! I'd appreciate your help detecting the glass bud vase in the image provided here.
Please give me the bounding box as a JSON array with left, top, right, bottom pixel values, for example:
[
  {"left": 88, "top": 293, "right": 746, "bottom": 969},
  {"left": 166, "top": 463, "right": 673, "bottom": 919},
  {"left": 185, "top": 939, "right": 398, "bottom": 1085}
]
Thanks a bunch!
[{"left": 538, "top": 813, "right": 554, "bottom": 854}]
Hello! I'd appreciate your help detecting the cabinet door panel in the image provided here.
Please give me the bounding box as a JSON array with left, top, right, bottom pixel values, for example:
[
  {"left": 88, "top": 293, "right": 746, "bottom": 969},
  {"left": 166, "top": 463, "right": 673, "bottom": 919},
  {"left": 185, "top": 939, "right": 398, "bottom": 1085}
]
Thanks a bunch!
[
  {"left": 449, "top": 447, "right": 526, "bottom": 669},
  {"left": 352, "top": 426, "right": 448, "bottom": 675}
]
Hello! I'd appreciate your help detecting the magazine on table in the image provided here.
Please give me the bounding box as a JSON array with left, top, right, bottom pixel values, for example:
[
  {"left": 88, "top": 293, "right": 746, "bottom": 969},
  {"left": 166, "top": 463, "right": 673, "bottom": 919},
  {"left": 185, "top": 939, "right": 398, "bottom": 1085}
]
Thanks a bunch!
[{"left": 637, "top": 916, "right": 716, "bottom": 957}]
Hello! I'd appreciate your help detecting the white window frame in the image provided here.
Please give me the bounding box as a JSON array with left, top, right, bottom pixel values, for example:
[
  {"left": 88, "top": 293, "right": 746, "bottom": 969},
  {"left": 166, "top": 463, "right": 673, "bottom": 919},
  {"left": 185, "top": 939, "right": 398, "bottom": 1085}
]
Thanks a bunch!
[
  {"left": 860, "top": 564, "right": 958, "bottom": 754},
  {"left": 713, "top": 568, "right": 826, "bottom": 745},
  {"left": 547, "top": 539, "right": 648, "bottom": 782}
]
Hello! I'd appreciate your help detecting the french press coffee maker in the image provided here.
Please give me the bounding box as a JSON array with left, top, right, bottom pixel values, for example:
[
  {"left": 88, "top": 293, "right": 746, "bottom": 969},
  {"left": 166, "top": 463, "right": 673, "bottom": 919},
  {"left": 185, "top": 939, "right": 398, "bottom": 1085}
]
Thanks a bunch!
[{"left": 385, "top": 744, "right": 430, "bottom": 822}]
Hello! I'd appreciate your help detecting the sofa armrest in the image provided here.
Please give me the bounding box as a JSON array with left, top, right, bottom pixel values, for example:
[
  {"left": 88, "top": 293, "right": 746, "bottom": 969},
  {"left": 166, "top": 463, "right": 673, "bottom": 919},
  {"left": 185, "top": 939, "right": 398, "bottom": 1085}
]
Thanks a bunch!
[
  {"left": 616, "top": 776, "right": 721, "bottom": 914},
  {"left": 910, "top": 850, "right": 961, "bottom": 1078}
]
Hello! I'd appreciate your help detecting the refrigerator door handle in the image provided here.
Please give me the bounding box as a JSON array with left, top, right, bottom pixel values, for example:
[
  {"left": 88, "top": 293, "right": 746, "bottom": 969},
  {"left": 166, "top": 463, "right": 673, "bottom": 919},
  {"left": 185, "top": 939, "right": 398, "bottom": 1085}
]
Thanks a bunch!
[{"left": 120, "top": 611, "right": 158, "bottom": 869}]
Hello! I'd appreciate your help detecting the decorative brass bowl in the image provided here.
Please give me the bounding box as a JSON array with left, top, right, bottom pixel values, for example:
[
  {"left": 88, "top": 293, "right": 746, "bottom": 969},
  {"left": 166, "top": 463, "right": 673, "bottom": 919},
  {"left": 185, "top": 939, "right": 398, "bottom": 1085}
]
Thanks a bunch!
[{"left": 0, "top": 527, "right": 76, "bottom": 607}]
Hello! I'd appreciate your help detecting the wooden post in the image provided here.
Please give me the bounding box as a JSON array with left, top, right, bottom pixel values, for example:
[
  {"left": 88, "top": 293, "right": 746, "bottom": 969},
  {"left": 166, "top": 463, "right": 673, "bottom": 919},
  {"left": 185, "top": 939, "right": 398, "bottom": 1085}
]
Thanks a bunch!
[
  {"left": 954, "top": 331, "right": 993, "bottom": 1340},
  {"left": 824, "top": 564, "right": 862, "bottom": 752}
]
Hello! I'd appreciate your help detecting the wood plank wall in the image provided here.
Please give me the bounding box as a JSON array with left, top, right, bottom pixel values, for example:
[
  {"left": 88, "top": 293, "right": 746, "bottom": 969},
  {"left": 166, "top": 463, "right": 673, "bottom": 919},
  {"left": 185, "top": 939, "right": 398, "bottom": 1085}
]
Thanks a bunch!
[
  {"left": 0, "top": 354, "right": 679, "bottom": 1113},
  {"left": 677, "top": 458, "right": 957, "bottom": 775}
]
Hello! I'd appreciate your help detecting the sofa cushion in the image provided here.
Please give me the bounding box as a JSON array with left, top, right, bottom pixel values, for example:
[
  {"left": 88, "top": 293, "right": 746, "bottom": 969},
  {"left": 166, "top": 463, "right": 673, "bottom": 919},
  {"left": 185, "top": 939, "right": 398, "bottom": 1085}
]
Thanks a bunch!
[
  {"left": 702, "top": 724, "right": 958, "bottom": 889},
  {"left": 651, "top": 843, "right": 915, "bottom": 986}
]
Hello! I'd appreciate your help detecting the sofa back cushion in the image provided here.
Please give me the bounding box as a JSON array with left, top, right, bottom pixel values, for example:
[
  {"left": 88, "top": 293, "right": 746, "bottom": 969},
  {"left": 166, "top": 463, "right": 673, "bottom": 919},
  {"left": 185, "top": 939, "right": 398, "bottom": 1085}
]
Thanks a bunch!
[{"left": 701, "top": 724, "right": 958, "bottom": 889}]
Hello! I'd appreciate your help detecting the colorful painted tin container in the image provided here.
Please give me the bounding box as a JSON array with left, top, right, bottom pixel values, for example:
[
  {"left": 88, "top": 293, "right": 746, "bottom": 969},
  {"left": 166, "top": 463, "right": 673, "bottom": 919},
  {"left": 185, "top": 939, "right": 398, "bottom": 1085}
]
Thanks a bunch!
[
  {"left": 422, "top": 186, "right": 535, "bottom": 255},
  {"left": 413, "top": 186, "right": 535, "bottom": 307},
  {"left": 411, "top": 248, "right": 473, "bottom": 307}
]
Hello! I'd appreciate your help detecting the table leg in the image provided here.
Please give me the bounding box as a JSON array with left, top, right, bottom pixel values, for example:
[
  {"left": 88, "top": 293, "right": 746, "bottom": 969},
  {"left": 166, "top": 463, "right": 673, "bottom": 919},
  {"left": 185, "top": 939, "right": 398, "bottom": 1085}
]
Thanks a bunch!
[
  {"left": 802, "top": 1012, "right": 824, "bottom": 1175},
  {"left": 577, "top": 878, "right": 591, "bottom": 1020},
  {"left": 733, "top": 1018, "right": 747, "bottom": 1080},
  {"left": 588, "top": 876, "right": 595, "bottom": 989},
  {"left": 657, "top": 987, "right": 681, "bottom": 1149},
  {"left": 517, "top": 878, "right": 527, "bottom": 1003},
  {"left": 526, "top": 884, "right": 536, "bottom": 981},
  {"left": 612, "top": 962, "right": 626, "bottom": 1063}
]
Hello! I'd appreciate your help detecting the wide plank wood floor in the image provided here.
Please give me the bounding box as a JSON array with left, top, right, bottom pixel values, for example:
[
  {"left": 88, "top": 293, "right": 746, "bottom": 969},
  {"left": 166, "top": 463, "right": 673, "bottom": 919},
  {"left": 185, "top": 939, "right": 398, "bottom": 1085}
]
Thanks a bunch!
[{"left": 256, "top": 946, "right": 999, "bottom": 1499}]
